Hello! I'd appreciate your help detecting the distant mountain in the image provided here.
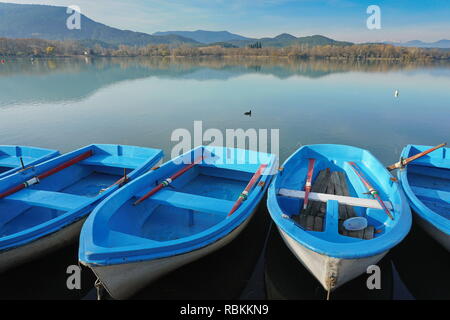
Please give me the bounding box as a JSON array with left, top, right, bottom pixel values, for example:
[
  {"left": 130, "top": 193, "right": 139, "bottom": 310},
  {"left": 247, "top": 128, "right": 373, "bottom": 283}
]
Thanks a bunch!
[
  {"left": 154, "top": 32, "right": 352, "bottom": 48},
  {"left": 153, "top": 30, "right": 251, "bottom": 44},
  {"left": 0, "top": 3, "right": 353, "bottom": 49},
  {"left": 273, "top": 33, "right": 297, "bottom": 41},
  {"left": 224, "top": 34, "right": 353, "bottom": 48},
  {"left": 0, "top": 3, "right": 199, "bottom": 46},
  {"left": 386, "top": 39, "right": 450, "bottom": 49}
]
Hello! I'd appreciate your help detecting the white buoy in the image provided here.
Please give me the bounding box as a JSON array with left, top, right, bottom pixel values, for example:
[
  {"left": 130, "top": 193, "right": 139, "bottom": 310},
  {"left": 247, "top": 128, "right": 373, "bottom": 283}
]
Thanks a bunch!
[{"left": 394, "top": 90, "right": 399, "bottom": 97}]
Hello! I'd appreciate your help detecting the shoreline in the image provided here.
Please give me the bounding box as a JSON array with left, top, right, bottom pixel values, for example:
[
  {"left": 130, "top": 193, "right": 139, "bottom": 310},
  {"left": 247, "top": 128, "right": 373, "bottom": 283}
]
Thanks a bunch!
[{"left": 2, "top": 55, "right": 450, "bottom": 63}]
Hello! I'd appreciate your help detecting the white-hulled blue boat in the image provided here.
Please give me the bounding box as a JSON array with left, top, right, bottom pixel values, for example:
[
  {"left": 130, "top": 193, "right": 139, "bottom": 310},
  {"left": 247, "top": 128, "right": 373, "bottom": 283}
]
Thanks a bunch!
[
  {"left": 0, "top": 144, "right": 163, "bottom": 273},
  {"left": 267, "top": 144, "right": 411, "bottom": 294},
  {"left": 0, "top": 145, "right": 59, "bottom": 180},
  {"left": 398, "top": 144, "right": 450, "bottom": 251},
  {"left": 79, "top": 146, "right": 277, "bottom": 299}
]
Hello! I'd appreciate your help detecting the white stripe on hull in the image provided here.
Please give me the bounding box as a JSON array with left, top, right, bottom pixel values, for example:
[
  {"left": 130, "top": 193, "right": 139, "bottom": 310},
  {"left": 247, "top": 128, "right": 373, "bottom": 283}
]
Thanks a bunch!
[
  {"left": 278, "top": 228, "right": 388, "bottom": 291},
  {"left": 0, "top": 218, "right": 86, "bottom": 273},
  {"left": 415, "top": 215, "right": 450, "bottom": 251},
  {"left": 86, "top": 210, "right": 257, "bottom": 300}
]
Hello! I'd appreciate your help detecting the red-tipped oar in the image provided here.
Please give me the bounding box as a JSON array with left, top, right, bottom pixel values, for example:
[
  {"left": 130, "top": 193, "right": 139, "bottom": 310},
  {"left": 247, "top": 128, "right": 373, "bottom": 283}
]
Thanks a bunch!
[
  {"left": 303, "top": 159, "right": 316, "bottom": 210},
  {"left": 387, "top": 143, "right": 446, "bottom": 171},
  {"left": 348, "top": 161, "right": 394, "bottom": 220},
  {"left": 228, "top": 164, "right": 268, "bottom": 217},
  {"left": 133, "top": 155, "right": 204, "bottom": 206},
  {"left": 0, "top": 150, "right": 93, "bottom": 200}
]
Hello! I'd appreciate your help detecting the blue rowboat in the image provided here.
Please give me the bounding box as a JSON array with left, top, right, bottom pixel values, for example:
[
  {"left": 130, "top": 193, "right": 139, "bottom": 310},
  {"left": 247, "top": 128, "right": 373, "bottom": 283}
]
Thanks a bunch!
[
  {"left": 267, "top": 144, "right": 411, "bottom": 293},
  {"left": 0, "top": 145, "right": 59, "bottom": 180},
  {"left": 398, "top": 144, "right": 450, "bottom": 251},
  {"left": 79, "top": 146, "right": 277, "bottom": 299},
  {"left": 0, "top": 144, "right": 163, "bottom": 272}
]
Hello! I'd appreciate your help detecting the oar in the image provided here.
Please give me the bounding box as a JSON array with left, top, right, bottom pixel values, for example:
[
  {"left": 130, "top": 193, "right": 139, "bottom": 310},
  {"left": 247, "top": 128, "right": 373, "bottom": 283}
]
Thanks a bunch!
[
  {"left": 0, "top": 150, "right": 93, "bottom": 199},
  {"left": 99, "top": 168, "right": 128, "bottom": 194},
  {"left": 228, "top": 164, "right": 267, "bottom": 217},
  {"left": 303, "top": 159, "right": 316, "bottom": 210},
  {"left": 387, "top": 143, "right": 446, "bottom": 171},
  {"left": 133, "top": 155, "right": 204, "bottom": 206},
  {"left": 348, "top": 161, "right": 394, "bottom": 220}
]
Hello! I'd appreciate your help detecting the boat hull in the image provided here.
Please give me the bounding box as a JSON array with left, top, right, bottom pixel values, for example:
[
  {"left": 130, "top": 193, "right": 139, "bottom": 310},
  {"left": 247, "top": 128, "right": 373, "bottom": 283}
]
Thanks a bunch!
[
  {"left": 398, "top": 144, "right": 450, "bottom": 252},
  {"left": 415, "top": 214, "right": 450, "bottom": 251},
  {"left": 278, "top": 228, "right": 388, "bottom": 291},
  {"left": 86, "top": 208, "right": 256, "bottom": 300},
  {"left": 0, "top": 144, "right": 163, "bottom": 269},
  {"left": 0, "top": 217, "right": 86, "bottom": 273}
]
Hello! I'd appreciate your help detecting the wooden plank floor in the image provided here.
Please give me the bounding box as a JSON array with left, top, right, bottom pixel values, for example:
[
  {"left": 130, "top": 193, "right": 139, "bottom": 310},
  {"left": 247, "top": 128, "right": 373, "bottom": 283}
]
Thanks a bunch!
[{"left": 293, "top": 169, "right": 375, "bottom": 239}]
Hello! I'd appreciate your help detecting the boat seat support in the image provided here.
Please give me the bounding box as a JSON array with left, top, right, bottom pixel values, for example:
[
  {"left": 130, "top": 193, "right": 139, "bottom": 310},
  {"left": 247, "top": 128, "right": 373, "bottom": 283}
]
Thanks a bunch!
[
  {"left": 278, "top": 188, "right": 393, "bottom": 210},
  {"left": 144, "top": 189, "right": 235, "bottom": 216},
  {"left": 6, "top": 189, "right": 91, "bottom": 211}
]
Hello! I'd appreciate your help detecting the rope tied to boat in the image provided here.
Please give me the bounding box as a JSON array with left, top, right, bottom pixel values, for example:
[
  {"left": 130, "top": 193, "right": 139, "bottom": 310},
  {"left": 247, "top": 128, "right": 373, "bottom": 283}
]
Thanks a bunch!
[{"left": 94, "top": 278, "right": 106, "bottom": 300}]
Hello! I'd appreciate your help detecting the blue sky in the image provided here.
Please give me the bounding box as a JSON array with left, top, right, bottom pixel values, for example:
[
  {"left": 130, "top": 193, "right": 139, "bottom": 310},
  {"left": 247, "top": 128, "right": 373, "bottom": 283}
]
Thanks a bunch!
[{"left": 3, "top": 0, "right": 450, "bottom": 42}]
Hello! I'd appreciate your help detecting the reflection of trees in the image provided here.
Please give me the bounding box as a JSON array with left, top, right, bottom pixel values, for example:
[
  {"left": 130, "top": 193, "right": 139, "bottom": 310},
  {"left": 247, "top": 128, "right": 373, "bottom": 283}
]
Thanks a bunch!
[
  {"left": 1, "top": 56, "right": 449, "bottom": 108},
  {"left": 2, "top": 38, "right": 449, "bottom": 62},
  {"left": 1, "top": 56, "right": 449, "bottom": 80}
]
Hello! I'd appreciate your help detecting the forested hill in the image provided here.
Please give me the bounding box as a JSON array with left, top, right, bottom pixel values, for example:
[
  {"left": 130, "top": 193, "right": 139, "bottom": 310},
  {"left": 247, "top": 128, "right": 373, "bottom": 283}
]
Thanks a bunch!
[{"left": 0, "top": 3, "right": 199, "bottom": 46}]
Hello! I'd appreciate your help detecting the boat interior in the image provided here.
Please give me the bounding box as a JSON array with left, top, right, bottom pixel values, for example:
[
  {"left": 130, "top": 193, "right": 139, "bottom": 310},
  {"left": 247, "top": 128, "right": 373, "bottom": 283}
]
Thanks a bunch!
[
  {"left": 406, "top": 145, "right": 450, "bottom": 219},
  {"left": 0, "top": 145, "right": 159, "bottom": 239},
  {"left": 104, "top": 150, "right": 271, "bottom": 246},
  {"left": 276, "top": 146, "right": 400, "bottom": 242},
  {"left": 0, "top": 146, "right": 56, "bottom": 177}
]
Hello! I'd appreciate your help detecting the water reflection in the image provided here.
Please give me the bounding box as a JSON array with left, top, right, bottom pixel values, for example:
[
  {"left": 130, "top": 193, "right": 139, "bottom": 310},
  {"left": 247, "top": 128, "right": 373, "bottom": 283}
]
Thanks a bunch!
[
  {"left": 1, "top": 57, "right": 449, "bottom": 164},
  {"left": 0, "top": 57, "right": 449, "bottom": 300},
  {"left": 1, "top": 57, "right": 450, "bottom": 107}
]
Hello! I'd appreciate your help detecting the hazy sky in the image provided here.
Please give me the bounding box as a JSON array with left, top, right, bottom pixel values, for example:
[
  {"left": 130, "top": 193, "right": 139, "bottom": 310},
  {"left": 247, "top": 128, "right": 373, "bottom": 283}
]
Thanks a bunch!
[{"left": 2, "top": 0, "right": 450, "bottom": 42}]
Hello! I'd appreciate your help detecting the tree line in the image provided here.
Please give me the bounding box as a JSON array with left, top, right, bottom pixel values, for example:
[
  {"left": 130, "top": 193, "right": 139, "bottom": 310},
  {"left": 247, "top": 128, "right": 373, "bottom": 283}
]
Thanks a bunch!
[{"left": 1, "top": 38, "right": 449, "bottom": 61}]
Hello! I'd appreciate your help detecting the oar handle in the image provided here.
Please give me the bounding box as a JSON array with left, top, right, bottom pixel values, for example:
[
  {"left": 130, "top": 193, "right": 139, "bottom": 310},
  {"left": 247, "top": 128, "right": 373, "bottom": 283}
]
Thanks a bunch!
[{"left": 387, "top": 143, "right": 447, "bottom": 171}]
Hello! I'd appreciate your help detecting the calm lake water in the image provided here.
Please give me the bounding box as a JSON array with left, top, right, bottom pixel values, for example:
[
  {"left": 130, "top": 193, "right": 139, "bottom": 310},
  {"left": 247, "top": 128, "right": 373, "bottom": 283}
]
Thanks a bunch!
[
  {"left": 1, "top": 57, "right": 449, "bottom": 165},
  {"left": 0, "top": 57, "right": 449, "bottom": 300}
]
